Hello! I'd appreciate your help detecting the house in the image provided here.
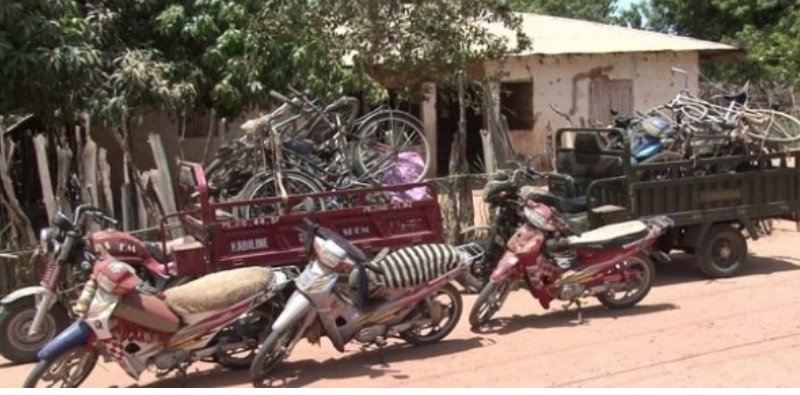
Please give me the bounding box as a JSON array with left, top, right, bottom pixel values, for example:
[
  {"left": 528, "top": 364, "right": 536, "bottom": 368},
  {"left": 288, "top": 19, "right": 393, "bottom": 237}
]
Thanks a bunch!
[{"left": 423, "top": 13, "right": 740, "bottom": 176}]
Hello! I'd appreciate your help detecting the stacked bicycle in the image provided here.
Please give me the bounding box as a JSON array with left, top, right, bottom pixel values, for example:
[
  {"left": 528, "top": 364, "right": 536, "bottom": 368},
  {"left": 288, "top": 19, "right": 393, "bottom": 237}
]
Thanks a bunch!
[
  {"left": 605, "top": 68, "right": 800, "bottom": 181},
  {"left": 205, "top": 89, "right": 432, "bottom": 217}
]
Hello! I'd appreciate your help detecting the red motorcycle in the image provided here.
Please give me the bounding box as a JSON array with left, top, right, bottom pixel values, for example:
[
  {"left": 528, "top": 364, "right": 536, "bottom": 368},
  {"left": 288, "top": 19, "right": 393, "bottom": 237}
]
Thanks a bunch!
[
  {"left": 0, "top": 205, "right": 192, "bottom": 363},
  {"left": 468, "top": 170, "right": 674, "bottom": 328}
]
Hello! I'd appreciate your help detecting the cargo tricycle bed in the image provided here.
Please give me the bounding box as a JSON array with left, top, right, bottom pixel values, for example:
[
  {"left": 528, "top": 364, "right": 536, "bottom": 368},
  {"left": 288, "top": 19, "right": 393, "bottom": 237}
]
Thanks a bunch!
[{"left": 161, "top": 162, "right": 444, "bottom": 276}]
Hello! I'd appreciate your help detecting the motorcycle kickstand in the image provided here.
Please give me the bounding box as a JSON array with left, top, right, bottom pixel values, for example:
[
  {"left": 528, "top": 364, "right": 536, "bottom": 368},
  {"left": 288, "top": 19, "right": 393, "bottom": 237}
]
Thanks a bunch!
[
  {"left": 563, "top": 298, "right": 588, "bottom": 325},
  {"left": 362, "top": 337, "right": 390, "bottom": 367},
  {"left": 176, "top": 362, "right": 190, "bottom": 388}
]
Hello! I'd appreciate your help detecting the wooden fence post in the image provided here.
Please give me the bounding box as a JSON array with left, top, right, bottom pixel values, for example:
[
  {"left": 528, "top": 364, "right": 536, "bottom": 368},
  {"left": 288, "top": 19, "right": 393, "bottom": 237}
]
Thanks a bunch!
[
  {"left": 148, "top": 133, "right": 183, "bottom": 238},
  {"left": 33, "top": 135, "right": 57, "bottom": 220}
]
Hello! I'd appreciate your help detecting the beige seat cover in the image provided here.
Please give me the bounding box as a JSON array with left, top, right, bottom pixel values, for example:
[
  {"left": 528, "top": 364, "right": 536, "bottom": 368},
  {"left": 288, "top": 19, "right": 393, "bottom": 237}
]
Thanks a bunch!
[
  {"left": 164, "top": 267, "right": 274, "bottom": 316},
  {"left": 567, "top": 221, "right": 647, "bottom": 245}
]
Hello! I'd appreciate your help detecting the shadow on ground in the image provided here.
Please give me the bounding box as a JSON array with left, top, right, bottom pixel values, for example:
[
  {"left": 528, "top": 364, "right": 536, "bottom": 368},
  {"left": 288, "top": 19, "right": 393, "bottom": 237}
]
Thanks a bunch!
[
  {"left": 654, "top": 253, "right": 800, "bottom": 287},
  {"left": 473, "top": 303, "right": 679, "bottom": 336},
  {"left": 136, "top": 337, "right": 485, "bottom": 388}
]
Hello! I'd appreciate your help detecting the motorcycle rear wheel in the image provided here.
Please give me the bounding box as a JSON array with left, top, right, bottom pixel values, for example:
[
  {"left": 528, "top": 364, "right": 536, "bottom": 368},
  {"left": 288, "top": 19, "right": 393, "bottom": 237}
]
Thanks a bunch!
[
  {"left": 469, "top": 279, "right": 512, "bottom": 329},
  {"left": 214, "top": 299, "right": 284, "bottom": 370},
  {"left": 597, "top": 254, "right": 655, "bottom": 309},
  {"left": 400, "top": 284, "right": 462, "bottom": 346}
]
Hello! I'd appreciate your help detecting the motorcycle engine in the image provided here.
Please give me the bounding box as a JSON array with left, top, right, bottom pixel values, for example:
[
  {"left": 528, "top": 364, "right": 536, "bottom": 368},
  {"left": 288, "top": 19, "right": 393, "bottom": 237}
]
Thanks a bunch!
[
  {"left": 153, "top": 350, "right": 190, "bottom": 370},
  {"left": 558, "top": 283, "right": 586, "bottom": 301}
]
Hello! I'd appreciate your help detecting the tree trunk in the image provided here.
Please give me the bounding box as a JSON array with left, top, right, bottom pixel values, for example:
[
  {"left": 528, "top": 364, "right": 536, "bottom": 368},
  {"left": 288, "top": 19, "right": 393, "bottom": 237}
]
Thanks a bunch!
[
  {"left": 202, "top": 110, "right": 217, "bottom": 165},
  {"left": 0, "top": 122, "right": 37, "bottom": 246},
  {"left": 55, "top": 140, "right": 73, "bottom": 216},
  {"left": 446, "top": 72, "right": 474, "bottom": 244},
  {"left": 113, "top": 114, "right": 158, "bottom": 218},
  {"left": 98, "top": 148, "right": 114, "bottom": 217},
  {"left": 136, "top": 172, "right": 151, "bottom": 230}
]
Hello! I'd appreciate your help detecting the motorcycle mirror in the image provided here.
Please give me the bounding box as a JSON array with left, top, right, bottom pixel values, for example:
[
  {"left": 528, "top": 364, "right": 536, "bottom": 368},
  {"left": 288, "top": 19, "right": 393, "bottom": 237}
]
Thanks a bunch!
[{"left": 52, "top": 212, "right": 73, "bottom": 231}]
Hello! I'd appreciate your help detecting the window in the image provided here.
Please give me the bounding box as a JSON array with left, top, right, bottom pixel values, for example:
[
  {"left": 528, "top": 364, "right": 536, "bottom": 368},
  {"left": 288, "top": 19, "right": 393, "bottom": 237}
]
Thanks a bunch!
[
  {"left": 589, "top": 78, "right": 633, "bottom": 126},
  {"left": 500, "top": 81, "right": 534, "bottom": 130}
]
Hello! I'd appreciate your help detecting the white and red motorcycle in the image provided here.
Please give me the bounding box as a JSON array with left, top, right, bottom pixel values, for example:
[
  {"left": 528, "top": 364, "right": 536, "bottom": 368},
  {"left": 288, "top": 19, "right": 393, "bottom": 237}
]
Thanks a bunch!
[{"left": 22, "top": 252, "right": 297, "bottom": 388}]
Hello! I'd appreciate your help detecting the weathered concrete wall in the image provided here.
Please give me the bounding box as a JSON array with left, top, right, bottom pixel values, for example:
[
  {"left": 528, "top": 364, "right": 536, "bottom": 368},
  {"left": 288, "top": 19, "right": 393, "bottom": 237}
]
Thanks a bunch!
[{"left": 485, "top": 51, "right": 700, "bottom": 156}]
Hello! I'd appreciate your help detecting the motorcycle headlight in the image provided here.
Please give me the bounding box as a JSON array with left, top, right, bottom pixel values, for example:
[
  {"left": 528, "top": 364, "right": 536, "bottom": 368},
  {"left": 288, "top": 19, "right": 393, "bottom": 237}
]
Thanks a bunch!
[
  {"left": 39, "top": 228, "right": 56, "bottom": 254},
  {"left": 524, "top": 206, "right": 556, "bottom": 232},
  {"left": 313, "top": 237, "right": 353, "bottom": 271}
]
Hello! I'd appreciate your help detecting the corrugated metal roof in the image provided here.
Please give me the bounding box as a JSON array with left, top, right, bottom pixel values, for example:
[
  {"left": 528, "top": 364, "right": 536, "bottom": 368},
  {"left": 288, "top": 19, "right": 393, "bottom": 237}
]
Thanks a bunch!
[{"left": 484, "top": 13, "right": 738, "bottom": 56}]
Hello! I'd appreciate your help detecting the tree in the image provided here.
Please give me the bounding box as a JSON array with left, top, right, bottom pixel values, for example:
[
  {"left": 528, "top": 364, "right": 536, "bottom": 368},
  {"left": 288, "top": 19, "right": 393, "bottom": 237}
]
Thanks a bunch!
[
  {"left": 616, "top": 0, "right": 800, "bottom": 88},
  {"left": 1, "top": 0, "right": 528, "bottom": 125},
  {"left": 0, "top": 0, "right": 103, "bottom": 123},
  {"left": 508, "top": 0, "right": 618, "bottom": 23}
]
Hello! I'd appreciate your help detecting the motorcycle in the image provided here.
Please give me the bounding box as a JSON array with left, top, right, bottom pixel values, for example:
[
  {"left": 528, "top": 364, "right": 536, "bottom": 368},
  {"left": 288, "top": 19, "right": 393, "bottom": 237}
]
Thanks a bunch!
[
  {"left": 22, "top": 253, "right": 298, "bottom": 388},
  {"left": 460, "top": 167, "right": 590, "bottom": 290},
  {"left": 249, "top": 217, "right": 484, "bottom": 386},
  {"left": 468, "top": 176, "right": 674, "bottom": 328},
  {"left": 0, "top": 205, "right": 193, "bottom": 363}
]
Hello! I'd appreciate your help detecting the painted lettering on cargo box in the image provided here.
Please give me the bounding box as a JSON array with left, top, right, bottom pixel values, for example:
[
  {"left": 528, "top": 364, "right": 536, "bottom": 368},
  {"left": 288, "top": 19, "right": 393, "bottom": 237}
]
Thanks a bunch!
[
  {"left": 341, "top": 226, "right": 372, "bottom": 237},
  {"left": 388, "top": 218, "right": 426, "bottom": 233},
  {"left": 229, "top": 237, "right": 269, "bottom": 253},
  {"left": 699, "top": 188, "right": 741, "bottom": 203},
  {"left": 362, "top": 201, "right": 413, "bottom": 213}
]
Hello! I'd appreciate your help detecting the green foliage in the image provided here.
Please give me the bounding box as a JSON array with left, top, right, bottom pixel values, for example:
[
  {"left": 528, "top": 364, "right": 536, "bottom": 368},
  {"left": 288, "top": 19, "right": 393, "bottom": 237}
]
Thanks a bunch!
[
  {"left": 0, "top": 0, "right": 103, "bottom": 122},
  {"left": 0, "top": 0, "right": 527, "bottom": 127},
  {"left": 508, "top": 0, "right": 618, "bottom": 23},
  {"left": 616, "top": 0, "right": 800, "bottom": 87}
]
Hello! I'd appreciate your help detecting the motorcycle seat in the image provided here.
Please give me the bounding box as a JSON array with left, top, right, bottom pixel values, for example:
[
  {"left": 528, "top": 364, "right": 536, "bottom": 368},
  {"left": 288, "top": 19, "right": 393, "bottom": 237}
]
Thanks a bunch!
[
  {"left": 524, "top": 187, "right": 587, "bottom": 214},
  {"left": 163, "top": 267, "right": 274, "bottom": 318},
  {"left": 561, "top": 212, "right": 590, "bottom": 234},
  {"left": 351, "top": 244, "right": 462, "bottom": 298},
  {"left": 567, "top": 221, "right": 649, "bottom": 249}
]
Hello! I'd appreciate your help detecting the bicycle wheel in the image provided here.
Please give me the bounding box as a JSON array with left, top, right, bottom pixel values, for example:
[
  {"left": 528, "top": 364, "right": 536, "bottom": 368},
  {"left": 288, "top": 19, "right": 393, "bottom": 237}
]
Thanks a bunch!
[
  {"left": 353, "top": 111, "right": 431, "bottom": 184},
  {"left": 236, "top": 170, "right": 324, "bottom": 218},
  {"left": 677, "top": 103, "right": 710, "bottom": 124},
  {"left": 745, "top": 110, "right": 800, "bottom": 144}
]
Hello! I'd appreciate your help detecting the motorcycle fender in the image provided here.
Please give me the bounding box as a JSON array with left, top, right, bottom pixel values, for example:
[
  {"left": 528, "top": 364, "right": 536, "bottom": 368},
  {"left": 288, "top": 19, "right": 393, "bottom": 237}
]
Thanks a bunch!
[
  {"left": 1, "top": 286, "right": 58, "bottom": 312},
  {"left": 271, "top": 291, "right": 313, "bottom": 333},
  {"left": 490, "top": 251, "right": 521, "bottom": 283},
  {"left": 38, "top": 320, "right": 93, "bottom": 361}
]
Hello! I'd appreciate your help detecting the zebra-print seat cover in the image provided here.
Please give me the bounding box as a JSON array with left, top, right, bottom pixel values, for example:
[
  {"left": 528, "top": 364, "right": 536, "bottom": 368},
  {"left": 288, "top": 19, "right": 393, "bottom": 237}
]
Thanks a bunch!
[{"left": 349, "top": 244, "right": 463, "bottom": 296}]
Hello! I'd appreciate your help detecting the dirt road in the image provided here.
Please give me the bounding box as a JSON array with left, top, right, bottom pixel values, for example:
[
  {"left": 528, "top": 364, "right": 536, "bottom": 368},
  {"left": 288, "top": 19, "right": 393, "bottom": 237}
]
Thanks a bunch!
[{"left": 3, "top": 222, "right": 800, "bottom": 388}]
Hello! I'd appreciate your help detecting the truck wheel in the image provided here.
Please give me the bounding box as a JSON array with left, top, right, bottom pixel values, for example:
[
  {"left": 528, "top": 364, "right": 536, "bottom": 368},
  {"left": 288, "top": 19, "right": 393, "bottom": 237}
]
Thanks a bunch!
[
  {"left": 696, "top": 226, "right": 748, "bottom": 278},
  {"left": 0, "top": 297, "right": 71, "bottom": 364}
]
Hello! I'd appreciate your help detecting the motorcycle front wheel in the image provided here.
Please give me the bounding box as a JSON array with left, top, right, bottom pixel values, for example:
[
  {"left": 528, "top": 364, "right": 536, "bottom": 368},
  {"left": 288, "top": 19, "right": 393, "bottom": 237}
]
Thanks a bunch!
[
  {"left": 0, "top": 296, "right": 71, "bottom": 364},
  {"left": 23, "top": 345, "right": 98, "bottom": 388},
  {"left": 249, "top": 324, "right": 299, "bottom": 387},
  {"left": 469, "top": 279, "right": 512, "bottom": 329}
]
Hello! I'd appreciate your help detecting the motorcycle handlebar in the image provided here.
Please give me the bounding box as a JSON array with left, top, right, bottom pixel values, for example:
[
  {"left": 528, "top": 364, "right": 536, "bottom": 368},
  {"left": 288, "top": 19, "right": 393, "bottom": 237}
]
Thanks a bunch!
[{"left": 73, "top": 205, "right": 118, "bottom": 228}]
